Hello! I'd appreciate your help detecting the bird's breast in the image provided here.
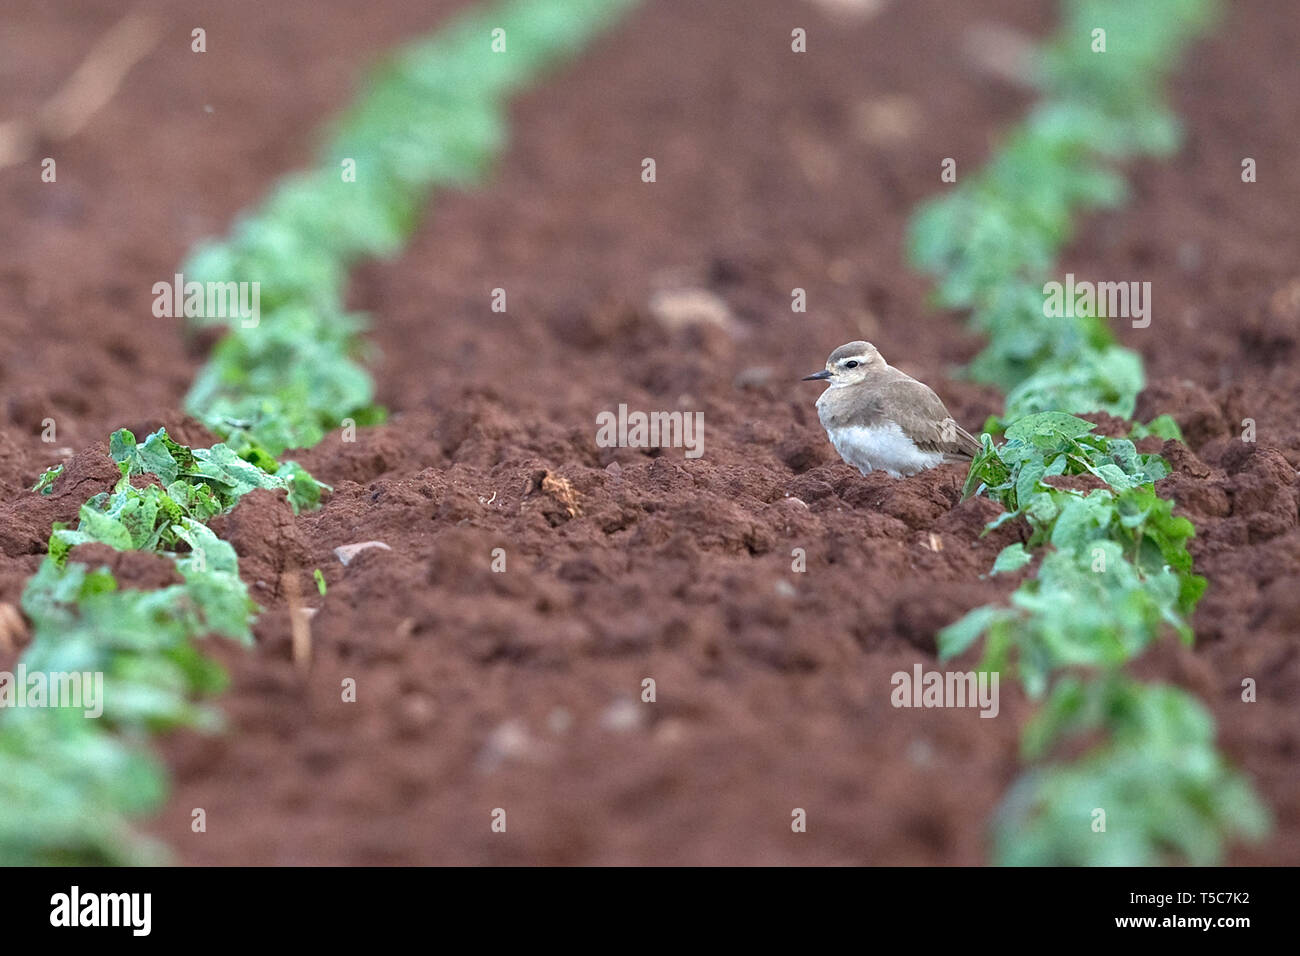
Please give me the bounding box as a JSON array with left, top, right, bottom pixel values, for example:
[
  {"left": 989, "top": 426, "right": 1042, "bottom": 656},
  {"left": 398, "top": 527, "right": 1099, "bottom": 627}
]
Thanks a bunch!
[{"left": 825, "top": 422, "right": 944, "bottom": 478}]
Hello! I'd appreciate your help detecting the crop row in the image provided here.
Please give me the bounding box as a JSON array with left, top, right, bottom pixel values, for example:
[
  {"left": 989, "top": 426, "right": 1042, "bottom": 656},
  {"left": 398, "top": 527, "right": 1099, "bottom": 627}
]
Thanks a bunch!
[
  {"left": 907, "top": 0, "right": 1268, "bottom": 864},
  {"left": 0, "top": 0, "right": 640, "bottom": 865}
]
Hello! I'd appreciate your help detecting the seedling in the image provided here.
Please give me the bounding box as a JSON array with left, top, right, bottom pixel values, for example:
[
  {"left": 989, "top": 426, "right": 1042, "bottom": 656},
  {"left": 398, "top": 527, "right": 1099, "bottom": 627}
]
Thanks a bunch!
[
  {"left": 0, "top": 0, "right": 642, "bottom": 866},
  {"left": 908, "top": 0, "right": 1259, "bottom": 865}
]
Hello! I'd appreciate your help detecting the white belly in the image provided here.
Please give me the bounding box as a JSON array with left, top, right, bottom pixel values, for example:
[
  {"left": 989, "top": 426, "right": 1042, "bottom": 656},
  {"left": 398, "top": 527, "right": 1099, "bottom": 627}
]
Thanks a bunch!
[{"left": 825, "top": 423, "right": 944, "bottom": 478}]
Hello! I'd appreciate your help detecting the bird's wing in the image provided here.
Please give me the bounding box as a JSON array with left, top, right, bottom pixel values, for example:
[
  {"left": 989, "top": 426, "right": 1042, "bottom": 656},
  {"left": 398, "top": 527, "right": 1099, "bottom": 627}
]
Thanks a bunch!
[
  {"left": 884, "top": 376, "right": 982, "bottom": 459},
  {"left": 817, "top": 385, "right": 885, "bottom": 430}
]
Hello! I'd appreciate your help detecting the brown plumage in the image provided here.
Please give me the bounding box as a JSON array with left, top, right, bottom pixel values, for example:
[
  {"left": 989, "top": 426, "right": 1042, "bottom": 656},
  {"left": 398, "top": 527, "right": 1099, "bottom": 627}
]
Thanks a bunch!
[{"left": 803, "top": 341, "right": 980, "bottom": 477}]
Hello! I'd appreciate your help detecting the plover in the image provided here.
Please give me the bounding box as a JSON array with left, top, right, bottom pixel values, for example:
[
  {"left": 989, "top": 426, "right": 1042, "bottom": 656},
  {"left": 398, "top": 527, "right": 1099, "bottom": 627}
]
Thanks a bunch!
[{"left": 802, "top": 341, "right": 980, "bottom": 477}]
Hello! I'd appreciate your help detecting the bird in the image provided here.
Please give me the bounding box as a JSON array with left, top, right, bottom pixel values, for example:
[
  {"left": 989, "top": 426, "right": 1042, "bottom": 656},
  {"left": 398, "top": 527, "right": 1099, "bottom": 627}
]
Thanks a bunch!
[{"left": 802, "top": 341, "right": 981, "bottom": 478}]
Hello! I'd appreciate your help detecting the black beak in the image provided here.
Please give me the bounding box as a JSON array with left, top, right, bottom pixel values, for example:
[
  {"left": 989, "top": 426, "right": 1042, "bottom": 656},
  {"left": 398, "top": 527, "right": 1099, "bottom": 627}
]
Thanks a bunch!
[{"left": 802, "top": 370, "right": 831, "bottom": 381}]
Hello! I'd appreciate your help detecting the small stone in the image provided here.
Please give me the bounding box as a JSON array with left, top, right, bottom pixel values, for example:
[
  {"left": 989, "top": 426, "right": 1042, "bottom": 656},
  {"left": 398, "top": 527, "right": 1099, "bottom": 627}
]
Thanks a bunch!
[
  {"left": 906, "top": 737, "right": 934, "bottom": 767},
  {"left": 808, "top": 0, "right": 886, "bottom": 21},
  {"left": 654, "top": 719, "right": 686, "bottom": 746},
  {"left": 600, "top": 698, "right": 643, "bottom": 733},
  {"left": 648, "top": 288, "right": 732, "bottom": 331},
  {"left": 398, "top": 693, "right": 436, "bottom": 733},
  {"left": 734, "top": 366, "right": 775, "bottom": 389},
  {"left": 478, "top": 719, "right": 533, "bottom": 771},
  {"left": 547, "top": 708, "right": 573, "bottom": 734},
  {"left": 334, "top": 540, "right": 392, "bottom": 565},
  {"left": 1177, "top": 241, "right": 1202, "bottom": 273}
]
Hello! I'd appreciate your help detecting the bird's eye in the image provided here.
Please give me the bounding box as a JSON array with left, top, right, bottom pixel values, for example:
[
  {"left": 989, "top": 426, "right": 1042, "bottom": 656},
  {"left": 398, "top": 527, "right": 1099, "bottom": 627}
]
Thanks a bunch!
[{"left": 844, "top": 360, "right": 860, "bottom": 369}]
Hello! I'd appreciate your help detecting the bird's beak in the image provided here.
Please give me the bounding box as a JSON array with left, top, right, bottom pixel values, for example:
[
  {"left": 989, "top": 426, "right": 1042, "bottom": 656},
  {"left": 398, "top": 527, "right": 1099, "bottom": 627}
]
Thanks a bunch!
[{"left": 802, "top": 370, "right": 831, "bottom": 381}]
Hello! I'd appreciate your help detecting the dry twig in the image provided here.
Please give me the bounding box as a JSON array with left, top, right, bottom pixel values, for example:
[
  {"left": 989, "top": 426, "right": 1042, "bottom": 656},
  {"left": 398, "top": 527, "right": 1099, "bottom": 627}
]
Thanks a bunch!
[{"left": 0, "top": 8, "right": 161, "bottom": 168}]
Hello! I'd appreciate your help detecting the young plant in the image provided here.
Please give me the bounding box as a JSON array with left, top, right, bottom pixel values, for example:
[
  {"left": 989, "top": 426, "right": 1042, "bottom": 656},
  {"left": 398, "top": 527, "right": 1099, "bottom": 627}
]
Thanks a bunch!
[
  {"left": 908, "top": 0, "right": 1259, "bottom": 865},
  {"left": 0, "top": 0, "right": 644, "bottom": 867}
]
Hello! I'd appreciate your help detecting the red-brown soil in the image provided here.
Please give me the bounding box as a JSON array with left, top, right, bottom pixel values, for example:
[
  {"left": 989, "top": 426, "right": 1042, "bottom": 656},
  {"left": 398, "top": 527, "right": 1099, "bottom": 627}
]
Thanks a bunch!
[{"left": 2, "top": 0, "right": 1296, "bottom": 865}]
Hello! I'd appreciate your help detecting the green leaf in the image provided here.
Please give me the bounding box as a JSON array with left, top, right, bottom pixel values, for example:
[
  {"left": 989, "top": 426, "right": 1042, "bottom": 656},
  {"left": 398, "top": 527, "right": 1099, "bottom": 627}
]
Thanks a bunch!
[
  {"left": 1004, "top": 412, "right": 1096, "bottom": 442},
  {"left": 1131, "top": 414, "right": 1183, "bottom": 441},
  {"left": 70, "top": 504, "right": 134, "bottom": 551},
  {"left": 996, "top": 679, "right": 1270, "bottom": 866},
  {"left": 110, "top": 429, "right": 181, "bottom": 484},
  {"left": 992, "top": 542, "right": 1034, "bottom": 575},
  {"left": 938, "top": 605, "right": 1004, "bottom": 660},
  {"left": 32, "top": 464, "right": 64, "bottom": 495}
]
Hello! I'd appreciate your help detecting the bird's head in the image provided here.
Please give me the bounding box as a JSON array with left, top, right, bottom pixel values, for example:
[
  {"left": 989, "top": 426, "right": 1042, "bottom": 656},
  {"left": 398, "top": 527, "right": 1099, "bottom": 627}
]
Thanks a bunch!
[{"left": 801, "top": 341, "right": 886, "bottom": 387}]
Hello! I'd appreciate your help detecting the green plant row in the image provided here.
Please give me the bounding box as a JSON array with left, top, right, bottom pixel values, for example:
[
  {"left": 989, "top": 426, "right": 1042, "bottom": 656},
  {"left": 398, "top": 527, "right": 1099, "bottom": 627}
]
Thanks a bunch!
[
  {"left": 910, "top": 0, "right": 1216, "bottom": 420},
  {"left": 185, "top": 0, "right": 640, "bottom": 459},
  {"left": 0, "top": 0, "right": 641, "bottom": 865},
  {"left": 945, "top": 412, "right": 1197, "bottom": 698},
  {"left": 907, "top": 0, "right": 1268, "bottom": 864},
  {"left": 3, "top": 429, "right": 319, "bottom": 863}
]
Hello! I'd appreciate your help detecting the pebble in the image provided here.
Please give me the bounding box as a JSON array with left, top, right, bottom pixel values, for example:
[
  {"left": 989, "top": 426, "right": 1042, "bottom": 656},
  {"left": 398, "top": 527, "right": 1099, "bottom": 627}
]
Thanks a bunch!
[
  {"left": 600, "top": 698, "right": 643, "bottom": 733},
  {"left": 334, "top": 540, "right": 392, "bottom": 565},
  {"left": 734, "top": 366, "right": 775, "bottom": 389},
  {"left": 548, "top": 707, "right": 573, "bottom": 734},
  {"left": 906, "top": 737, "right": 935, "bottom": 768},
  {"left": 648, "top": 288, "right": 732, "bottom": 331},
  {"left": 397, "top": 693, "right": 436, "bottom": 734},
  {"left": 478, "top": 719, "right": 533, "bottom": 771}
]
